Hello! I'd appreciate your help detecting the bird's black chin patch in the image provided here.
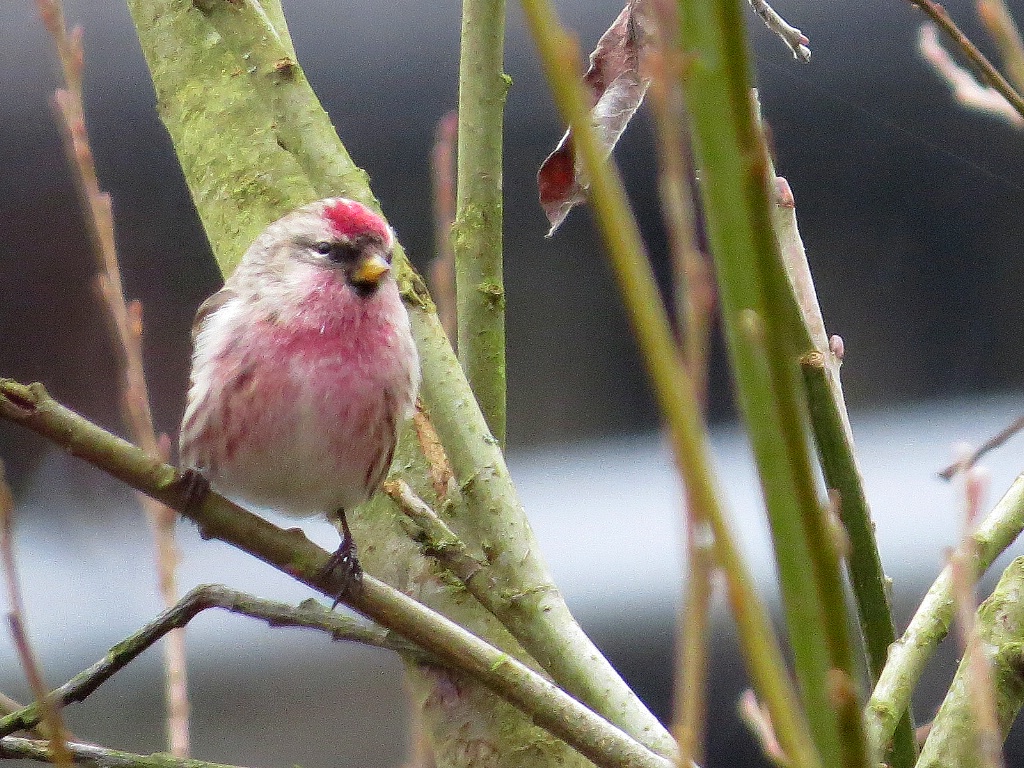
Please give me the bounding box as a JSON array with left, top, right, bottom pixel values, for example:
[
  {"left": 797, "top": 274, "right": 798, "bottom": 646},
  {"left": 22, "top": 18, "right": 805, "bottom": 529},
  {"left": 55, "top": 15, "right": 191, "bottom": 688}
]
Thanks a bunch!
[{"left": 349, "top": 281, "right": 381, "bottom": 299}]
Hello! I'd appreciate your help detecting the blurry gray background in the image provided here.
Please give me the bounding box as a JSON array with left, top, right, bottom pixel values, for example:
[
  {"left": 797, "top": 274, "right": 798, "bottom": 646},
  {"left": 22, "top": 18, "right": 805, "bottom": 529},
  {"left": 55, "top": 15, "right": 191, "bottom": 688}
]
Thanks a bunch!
[{"left": 3, "top": 0, "right": 1024, "bottom": 766}]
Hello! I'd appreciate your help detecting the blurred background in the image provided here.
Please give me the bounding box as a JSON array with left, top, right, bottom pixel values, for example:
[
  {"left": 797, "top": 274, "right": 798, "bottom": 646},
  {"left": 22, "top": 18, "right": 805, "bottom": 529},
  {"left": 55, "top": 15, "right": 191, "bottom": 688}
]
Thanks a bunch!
[{"left": 3, "top": 0, "right": 1024, "bottom": 765}]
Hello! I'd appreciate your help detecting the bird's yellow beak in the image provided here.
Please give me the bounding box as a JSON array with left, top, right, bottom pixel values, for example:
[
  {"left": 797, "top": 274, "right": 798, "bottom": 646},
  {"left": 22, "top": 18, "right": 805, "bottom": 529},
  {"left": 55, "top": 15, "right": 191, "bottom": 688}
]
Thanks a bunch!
[{"left": 349, "top": 253, "right": 391, "bottom": 289}]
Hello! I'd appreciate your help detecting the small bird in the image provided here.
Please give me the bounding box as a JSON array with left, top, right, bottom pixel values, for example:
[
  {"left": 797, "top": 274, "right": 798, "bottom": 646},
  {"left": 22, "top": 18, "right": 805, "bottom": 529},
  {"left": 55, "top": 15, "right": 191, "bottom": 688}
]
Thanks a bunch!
[{"left": 179, "top": 198, "right": 420, "bottom": 592}]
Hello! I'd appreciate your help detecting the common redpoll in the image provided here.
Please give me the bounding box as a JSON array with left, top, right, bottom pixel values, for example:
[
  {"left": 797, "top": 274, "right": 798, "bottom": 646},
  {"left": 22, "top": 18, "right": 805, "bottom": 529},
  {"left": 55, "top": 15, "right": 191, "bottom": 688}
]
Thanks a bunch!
[{"left": 179, "top": 198, "right": 420, "bottom": 590}]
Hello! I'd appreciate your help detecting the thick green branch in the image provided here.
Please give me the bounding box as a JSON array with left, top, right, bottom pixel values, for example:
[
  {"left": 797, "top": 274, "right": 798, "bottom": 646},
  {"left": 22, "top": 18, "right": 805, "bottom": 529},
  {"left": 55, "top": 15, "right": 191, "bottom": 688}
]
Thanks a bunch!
[
  {"left": 773, "top": 176, "right": 914, "bottom": 768},
  {"left": 0, "top": 380, "right": 670, "bottom": 768},
  {"left": 916, "top": 556, "right": 1024, "bottom": 768},
  {"left": 126, "top": 2, "right": 674, "bottom": 756},
  {"left": 454, "top": 0, "right": 508, "bottom": 445},
  {"left": 673, "top": 2, "right": 865, "bottom": 766},
  {"left": 866, "top": 474, "right": 1024, "bottom": 760}
]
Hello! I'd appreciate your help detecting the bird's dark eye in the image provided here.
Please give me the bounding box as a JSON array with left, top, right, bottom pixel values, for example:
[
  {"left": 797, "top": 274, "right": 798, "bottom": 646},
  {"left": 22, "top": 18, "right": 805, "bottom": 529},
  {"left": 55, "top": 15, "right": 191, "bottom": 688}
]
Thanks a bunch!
[
  {"left": 328, "top": 242, "right": 361, "bottom": 263},
  {"left": 314, "top": 241, "right": 332, "bottom": 255}
]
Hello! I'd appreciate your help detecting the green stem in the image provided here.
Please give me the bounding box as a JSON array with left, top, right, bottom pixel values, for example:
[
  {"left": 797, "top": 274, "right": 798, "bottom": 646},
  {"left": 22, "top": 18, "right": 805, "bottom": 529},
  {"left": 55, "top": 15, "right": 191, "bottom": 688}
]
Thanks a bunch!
[
  {"left": 674, "top": 2, "right": 864, "bottom": 765},
  {"left": 454, "top": 0, "right": 508, "bottom": 446},
  {"left": 0, "top": 380, "right": 671, "bottom": 768},
  {"left": 518, "top": 3, "right": 820, "bottom": 767},
  {"left": 772, "top": 175, "right": 914, "bottom": 767}
]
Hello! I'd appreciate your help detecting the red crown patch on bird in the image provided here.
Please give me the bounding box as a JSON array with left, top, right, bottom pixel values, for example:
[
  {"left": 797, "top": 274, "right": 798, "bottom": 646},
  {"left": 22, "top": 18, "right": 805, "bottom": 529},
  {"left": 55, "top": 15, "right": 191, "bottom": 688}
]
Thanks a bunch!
[{"left": 324, "top": 199, "right": 392, "bottom": 243}]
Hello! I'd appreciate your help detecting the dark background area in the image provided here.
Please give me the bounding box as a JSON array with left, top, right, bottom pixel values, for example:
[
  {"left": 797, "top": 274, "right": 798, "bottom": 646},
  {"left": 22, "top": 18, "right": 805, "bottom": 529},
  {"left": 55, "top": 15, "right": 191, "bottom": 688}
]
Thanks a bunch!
[{"left": 3, "top": 0, "right": 1024, "bottom": 766}]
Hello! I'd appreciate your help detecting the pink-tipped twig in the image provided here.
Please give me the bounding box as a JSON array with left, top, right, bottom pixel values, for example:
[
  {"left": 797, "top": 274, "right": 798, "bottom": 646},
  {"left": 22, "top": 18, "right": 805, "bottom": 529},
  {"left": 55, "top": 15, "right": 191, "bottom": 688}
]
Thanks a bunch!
[
  {"left": 430, "top": 111, "right": 459, "bottom": 346},
  {"left": 0, "top": 463, "right": 72, "bottom": 767},
  {"left": 918, "top": 24, "right": 1024, "bottom": 125},
  {"left": 748, "top": 0, "right": 811, "bottom": 62},
  {"left": 646, "top": 0, "right": 715, "bottom": 410},
  {"left": 35, "top": 0, "right": 189, "bottom": 756},
  {"left": 738, "top": 690, "right": 789, "bottom": 767},
  {"left": 946, "top": 466, "right": 1005, "bottom": 768},
  {"left": 977, "top": 0, "right": 1024, "bottom": 94},
  {"left": 937, "top": 414, "right": 1024, "bottom": 480},
  {"left": 908, "top": 0, "right": 1024, "bottom": 122}
]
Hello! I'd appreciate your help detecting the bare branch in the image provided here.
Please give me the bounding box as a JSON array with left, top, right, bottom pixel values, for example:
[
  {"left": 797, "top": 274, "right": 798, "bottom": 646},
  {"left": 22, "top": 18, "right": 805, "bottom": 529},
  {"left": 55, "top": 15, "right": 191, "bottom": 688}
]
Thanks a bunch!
[
  {"left": 0, "top": 464, "right": 72, "bottom": 766},
  {"left": 383, "top": 480, "right": 484, "bottom": 585},
  {"left": 748, "top": 0, "right": 811, "bottom": 62},
  {"left": 918, "top": 24, "right": 1024, "bottom": 126},
  {"left": 0, "top": 736, "right": 248, "bottom": 768},
  {"left": 430, "top": 111, "right": 459, "bottom": 345},
  {"left": 35, "top": 0, "right": 189, "bottom": 752},
  {"left": 0, "top": 583, "right": 427, "bottom": 740},
  {"left": 908, "top": 0, "right": 1024, "bottom": 121},
  {"left": 0, "top": 380, "right": 673, "bottom": 768}
]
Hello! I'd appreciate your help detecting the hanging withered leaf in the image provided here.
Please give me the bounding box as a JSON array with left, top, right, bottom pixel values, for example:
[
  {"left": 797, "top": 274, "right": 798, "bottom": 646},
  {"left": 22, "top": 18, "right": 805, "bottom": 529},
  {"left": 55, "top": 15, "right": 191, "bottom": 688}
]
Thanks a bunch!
[{"left": 537, "top": 1, "right": 651, "bottom": 235}]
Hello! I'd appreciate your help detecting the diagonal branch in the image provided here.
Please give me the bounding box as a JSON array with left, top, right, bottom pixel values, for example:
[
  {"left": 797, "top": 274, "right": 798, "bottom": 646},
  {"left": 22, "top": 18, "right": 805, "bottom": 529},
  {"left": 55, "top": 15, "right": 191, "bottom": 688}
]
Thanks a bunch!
[
  {"left": 905, "top": 0, "right": 1024, "bottom": 120},
  {"left": 0, "top": 736, "right": 249, "bottom": 768},
  {"left": 0, "top": 584, "right": 424, "bottom": 739},
  {"left": 865, "top": 473, "right": 1024, "bottom": 760},
  {"left": 0, "top": 379, "right": 671, "bottom": 768}
]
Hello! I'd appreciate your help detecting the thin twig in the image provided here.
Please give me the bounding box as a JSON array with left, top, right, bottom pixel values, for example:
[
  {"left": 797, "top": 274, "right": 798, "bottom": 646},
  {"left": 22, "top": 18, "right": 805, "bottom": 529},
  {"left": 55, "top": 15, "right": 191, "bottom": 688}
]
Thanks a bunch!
[
  {"left": 430, "top": 111, "right": 459, "bottom": 346},
  {"left": 0, "top": 584, "right": 426, "bottom": 739},
  {"left": 0, "top": 465, "right": 72, "bottom": 767},
  {"left": 977, "top": 0, "right": 1024, "bottom": 94},
  {"left": 945, "top": 467, "right": 1004, "bottom": 768},
  {"left": 382, "top": 480, "right": 484, "bottom": 586},
  {"left": 646, "top": 0, "right": 714, "bottom": 407},
  {"left": 0, "top": 380, "right": 673, "bottom": 768},
  {"left": 645, "top": 10, "right": 715, "bottom": 763},
  {"left": 35, "top": 0, "right": 189, "bottom": 753},
  {"left": 738, "top": 690, "right": 789, "bottom": 766},
  {"left": 747, "top": 0, "right": 811, "bottom": 62},
  {"left": 0, "top": 736, "right": 249, "bottom": 768},
  {"left": 918, "top": 24, "right": 1024, "bottom": 126},
  {"left": 938, "top": 413, "right": 1024, "bottom": 480},
  {"left": 906, "top": 0, "right": 1024, "bottom": 121},
  {"left": 673, "top": 521, "right": 714, "bottom": 768}
]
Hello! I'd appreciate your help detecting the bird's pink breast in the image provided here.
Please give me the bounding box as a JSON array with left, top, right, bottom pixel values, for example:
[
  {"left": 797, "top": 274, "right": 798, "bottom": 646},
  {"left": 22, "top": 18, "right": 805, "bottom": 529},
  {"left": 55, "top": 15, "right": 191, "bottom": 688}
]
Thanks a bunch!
[{"left": 188, "top": 272, "right": 414, "bottom": 516}]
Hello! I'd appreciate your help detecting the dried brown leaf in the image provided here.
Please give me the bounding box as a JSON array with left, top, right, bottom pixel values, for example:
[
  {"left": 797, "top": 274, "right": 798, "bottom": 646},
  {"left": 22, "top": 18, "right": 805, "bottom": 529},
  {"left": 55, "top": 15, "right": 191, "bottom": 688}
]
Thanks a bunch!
[{"left": 538, "top": 1, "right": 651, "bottom": 234}]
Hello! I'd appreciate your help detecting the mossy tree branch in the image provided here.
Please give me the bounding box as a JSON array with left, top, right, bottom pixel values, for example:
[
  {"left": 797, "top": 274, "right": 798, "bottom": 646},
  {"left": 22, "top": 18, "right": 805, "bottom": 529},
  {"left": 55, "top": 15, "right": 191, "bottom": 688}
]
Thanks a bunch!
[
  {"left": 125, "top": 0, "right": 674, "bottom": 758},
  {"left": 866, "top": 473, "right": 1024, "bottom": 761},
  {"left": 917, "top": 556, "right": 1024, "bottom": 768},
  {"left": 0, "top": 379, "right": 671, "bottom": 768},
  {"left": 454, "top": 0, "right": 508, "bottom": 446}
]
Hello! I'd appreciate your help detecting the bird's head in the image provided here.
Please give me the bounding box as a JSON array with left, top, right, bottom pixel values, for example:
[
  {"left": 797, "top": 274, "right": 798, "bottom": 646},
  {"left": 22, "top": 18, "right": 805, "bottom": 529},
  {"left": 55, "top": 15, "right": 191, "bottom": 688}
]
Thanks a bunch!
[
  {"left": 310, "top": 198, "right": 395, "bottom": 297},
  {"left": 251, "top": 197, "right": 396, "bottom": 299}
]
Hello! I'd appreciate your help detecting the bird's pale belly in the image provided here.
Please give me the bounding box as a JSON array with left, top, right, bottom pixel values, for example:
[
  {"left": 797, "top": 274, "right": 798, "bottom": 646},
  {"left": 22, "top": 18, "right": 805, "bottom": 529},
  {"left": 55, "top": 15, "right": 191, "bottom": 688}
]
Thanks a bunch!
[{"left": 188, "top": 335, "right": 398, "bottom": 518}]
